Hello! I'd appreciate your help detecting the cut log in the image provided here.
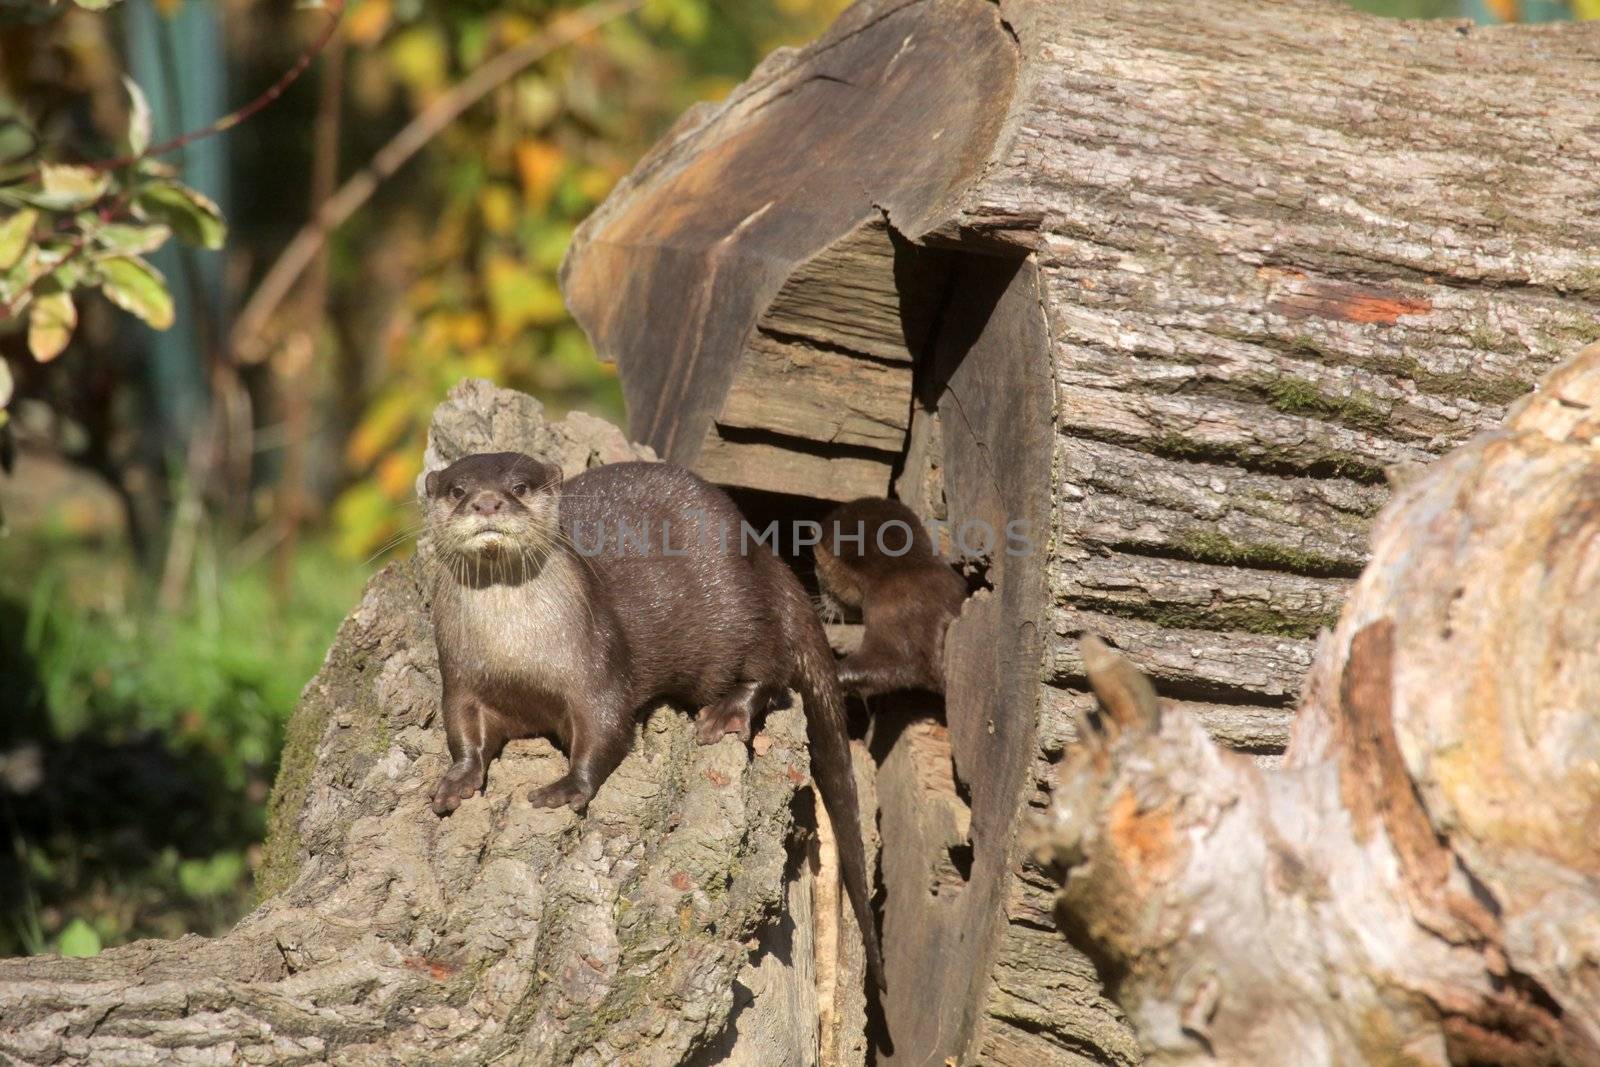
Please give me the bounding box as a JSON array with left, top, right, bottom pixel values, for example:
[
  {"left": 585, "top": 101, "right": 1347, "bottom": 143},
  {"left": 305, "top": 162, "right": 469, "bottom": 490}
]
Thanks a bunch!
[
  {"left": 562, "top": 0, "right": 1600, "bottom": 1062},
  {"left": 1036, "top": 344, "right": 1600, "bottom": 1062},
  {"left": 0, "top": 382, "right": 869, "bottom": 1067}
]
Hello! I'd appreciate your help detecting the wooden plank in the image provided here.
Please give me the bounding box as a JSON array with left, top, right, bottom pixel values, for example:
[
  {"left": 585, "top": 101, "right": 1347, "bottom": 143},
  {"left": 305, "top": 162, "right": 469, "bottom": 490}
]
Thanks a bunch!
[
  {"left": 716, "top": 330, "right": 912, "bottom": 451},
  {"left": 693, "top": 430, "right": 893, "bottom": 503},
  {"left": 760, "top": 221, "right": 917, "bottom": 364}
]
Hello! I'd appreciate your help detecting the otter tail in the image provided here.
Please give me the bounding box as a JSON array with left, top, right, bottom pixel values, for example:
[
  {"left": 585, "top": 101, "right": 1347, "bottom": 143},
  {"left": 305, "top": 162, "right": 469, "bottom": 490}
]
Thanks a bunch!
[{"left": 770, "top": 559, "right": 887, "bottom": 994}]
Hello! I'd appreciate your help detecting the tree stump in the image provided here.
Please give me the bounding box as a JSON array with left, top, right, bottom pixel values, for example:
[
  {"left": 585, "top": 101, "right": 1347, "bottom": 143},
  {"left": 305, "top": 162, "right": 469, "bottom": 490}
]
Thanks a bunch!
[
  {"left": 0, "top": 382, "right": 867, "bottom": 1066},
  {"left": 561, "top": 1, "right": 1600, "bottom": 1063}
]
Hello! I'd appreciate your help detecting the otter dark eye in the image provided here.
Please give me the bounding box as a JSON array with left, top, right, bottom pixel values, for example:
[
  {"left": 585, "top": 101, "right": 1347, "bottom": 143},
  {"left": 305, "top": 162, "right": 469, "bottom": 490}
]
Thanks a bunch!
[
  {"left": 449, "top": 485, "right": 465, "bottom": 501},
  {"left": 512, "top": 483, "right": 529, "bottom": 497}
]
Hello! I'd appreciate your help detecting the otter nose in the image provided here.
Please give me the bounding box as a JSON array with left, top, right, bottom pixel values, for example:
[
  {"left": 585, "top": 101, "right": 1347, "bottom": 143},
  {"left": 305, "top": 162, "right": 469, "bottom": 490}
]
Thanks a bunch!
[{"left": 470, "top": 494, "right": 504, "bottom": 516}]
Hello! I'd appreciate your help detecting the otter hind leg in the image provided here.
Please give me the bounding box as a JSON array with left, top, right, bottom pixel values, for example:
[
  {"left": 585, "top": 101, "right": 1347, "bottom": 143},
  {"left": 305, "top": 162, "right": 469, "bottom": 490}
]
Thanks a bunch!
[{"left": 694, "top": 680, "right": 786, "bottom": 745}]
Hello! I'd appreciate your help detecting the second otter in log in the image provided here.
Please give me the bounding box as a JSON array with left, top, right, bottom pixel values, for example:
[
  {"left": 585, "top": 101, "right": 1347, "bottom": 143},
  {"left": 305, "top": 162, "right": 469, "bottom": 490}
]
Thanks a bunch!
[
  {"left": 816, "top": 497, "right": 968, "bottom": 698},
  {"left": 422, "top": 453, "right": 884, "bottom": 990}
]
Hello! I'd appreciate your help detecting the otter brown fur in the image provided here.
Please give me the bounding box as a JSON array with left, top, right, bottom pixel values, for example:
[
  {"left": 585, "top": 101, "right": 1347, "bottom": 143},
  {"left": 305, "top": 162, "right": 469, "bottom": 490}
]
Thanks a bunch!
[
  {"left": 423, "top": 452, "right": 884, "bottom": 989},
  {"left": 816, "top": 497, "right": 968, "bottom": 697}
]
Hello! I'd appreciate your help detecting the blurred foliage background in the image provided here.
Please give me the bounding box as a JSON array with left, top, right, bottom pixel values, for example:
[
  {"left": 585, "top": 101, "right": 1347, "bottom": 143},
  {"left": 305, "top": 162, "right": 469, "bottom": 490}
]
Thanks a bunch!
[{"left": 0, "top": 0, "right": 1592, "bottom": 958}]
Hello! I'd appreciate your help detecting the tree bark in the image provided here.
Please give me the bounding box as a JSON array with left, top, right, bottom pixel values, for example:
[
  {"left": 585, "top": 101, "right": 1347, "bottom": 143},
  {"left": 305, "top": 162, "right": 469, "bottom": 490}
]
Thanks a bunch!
[
  {"left": 1038, "top": 343, "right": 1600, "bottom": 1064},
  {"left": 561, "top": 1, "right": 1600, "bottom": 1063},
  {"left": 0, "top": 381, "right": 869, "bottom": 1066}
]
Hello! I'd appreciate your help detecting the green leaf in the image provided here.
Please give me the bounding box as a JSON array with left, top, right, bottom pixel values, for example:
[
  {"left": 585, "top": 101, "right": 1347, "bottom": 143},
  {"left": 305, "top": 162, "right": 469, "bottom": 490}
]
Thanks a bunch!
[
  {"left": 95, "top": 221, "right": 171, "bottom": 257},
  {"left": 49, "top": 255, "right": 90, "bottom": 292},
  {"left": 0, "top": 357, "right": 13, "bottom": 410},
  {"left": 178, "top": 851, "right": 246, "bottom": 899},
  {"left": 0, "top": 99, "right": 39, "bottom": 168},
  {"left": 97, "top": 255, "right": 174, "bottom": 330},
  {"left": 0, "top": 208, "right": 35, "bottom": 270},
  {"left": 0, "top": 244, "right": 43, "bottom": 310},
  {"left": 28, "top": 289, "right": 75, "bottom": 362},
  {"left": 32, "top": 164, "right": 109, "bottom": 212},
  {"left": 124, "top": 76, "right": 152, "bottom": 157},
  {"left": 56, "top": 919, "right": 101, "bottom": 958},
  {"left": 136, "top": 181, "right": 226, "bottom": 250}
]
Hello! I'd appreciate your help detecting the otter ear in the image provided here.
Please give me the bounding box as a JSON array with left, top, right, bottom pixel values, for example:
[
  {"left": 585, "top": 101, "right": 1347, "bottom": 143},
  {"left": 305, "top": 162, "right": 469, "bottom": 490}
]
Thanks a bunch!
[
  {"left": 534, "top": 459, "right": 563, "bottom": 491},
  {"left": 425, "top": 469, "right": 443, "bottom": 497}
]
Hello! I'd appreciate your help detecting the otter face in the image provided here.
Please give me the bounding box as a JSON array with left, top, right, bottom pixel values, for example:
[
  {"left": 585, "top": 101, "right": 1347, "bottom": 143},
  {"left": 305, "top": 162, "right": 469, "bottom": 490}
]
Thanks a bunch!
[{"left": 424, "top": 452, "right": 563, "bottom": 569}]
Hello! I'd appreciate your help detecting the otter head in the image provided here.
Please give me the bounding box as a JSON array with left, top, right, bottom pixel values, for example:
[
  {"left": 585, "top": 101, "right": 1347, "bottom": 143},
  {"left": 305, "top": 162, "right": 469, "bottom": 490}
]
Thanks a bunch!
[{"left": 424, "top": 452, "right": 563, "bottom": 576}]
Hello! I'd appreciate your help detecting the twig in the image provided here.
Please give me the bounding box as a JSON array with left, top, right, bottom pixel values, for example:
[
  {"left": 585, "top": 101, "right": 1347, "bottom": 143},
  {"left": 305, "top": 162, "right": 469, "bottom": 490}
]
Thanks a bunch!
[{"left": 227, "top": 0, "right": 643, "bottom": 363}]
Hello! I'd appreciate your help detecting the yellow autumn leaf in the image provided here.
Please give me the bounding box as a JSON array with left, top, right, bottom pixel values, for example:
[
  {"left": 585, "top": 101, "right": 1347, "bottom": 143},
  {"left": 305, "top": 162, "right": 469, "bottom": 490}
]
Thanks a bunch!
[
  {"left": 388, "top": 27, "right": 450, "bottom": 100},
  {"left": 577, "top": 166, "right": 617, "bottom": 204},
  {"left": 376, "top": 451, "right": 420, "bottom": 500},
  {"left": 28, "top": 290, "right": 76, "bottom": 362},
  {"left": 463, "top": 352, "right": 502, "bottom": 381},
  {"left": 347, "top": 0, "right": 392, "bottom": 45},
  {"left": 514, "top": 140, "right": 565, "bottom": 210},
  {"left": 447, "top": 311, "right": 488, "bottom": 348},
  {"left": 0, "top": 209, "right": 37, "bottom": 270},
  {"left": 484, "top": 254, "right": 566, "bottom": 340},
  {"left": 478, "top": 184, "right": 519, "bottom": 235},
  {"left": 498, "top": 12, "right": 538, "bottom": 45},
  {"left": 333, "top": 481, "right": 399, "bottom": 559},
  {"left": 1575, "top": 0, "right": 1600, "bottom": 18},
  {"left": 346, "top": 389, "right": 416, "bottom": 467}
]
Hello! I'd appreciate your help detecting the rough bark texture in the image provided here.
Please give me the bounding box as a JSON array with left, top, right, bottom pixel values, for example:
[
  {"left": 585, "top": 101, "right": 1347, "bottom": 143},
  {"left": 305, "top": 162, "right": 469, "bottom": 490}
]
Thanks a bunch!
[
  {"left": 0, "top": 382, "right": 868, "bottom": 1066},
  {"left": 562, "top": 1, "right": 1600, "bottom": 1063},
  {"left": 1037, "top": 344, "right": 1600, "bottom": 1064}
]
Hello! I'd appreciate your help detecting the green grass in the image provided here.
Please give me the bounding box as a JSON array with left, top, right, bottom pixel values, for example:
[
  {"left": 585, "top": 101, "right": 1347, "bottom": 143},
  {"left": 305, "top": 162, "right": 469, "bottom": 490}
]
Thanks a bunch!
[{"left": 0, "top": 528, "right": 365, "bottom": 957}]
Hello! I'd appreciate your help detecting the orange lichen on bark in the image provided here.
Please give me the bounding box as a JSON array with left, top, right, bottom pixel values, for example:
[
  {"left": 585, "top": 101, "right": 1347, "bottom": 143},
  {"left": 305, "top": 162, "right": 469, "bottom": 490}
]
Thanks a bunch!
[
  {"left": 1269, "top": 277, "right": 1433, "bottom": 325},
  {"left": 1107, "top": 786, "right": 1178, "bottom": 892}
]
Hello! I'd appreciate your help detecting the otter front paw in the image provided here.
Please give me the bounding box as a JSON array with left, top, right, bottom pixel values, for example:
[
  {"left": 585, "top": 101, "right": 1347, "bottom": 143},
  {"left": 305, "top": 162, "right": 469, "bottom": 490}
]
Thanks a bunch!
[
  {"left": 431, "top": 760, "right": 485, "bottom": 815},
  {"left": 527, "top": 774, "right": 592, "bottom": 813},
  {"left": 694, "top": 702, "right": 752, "bottom": 745}
]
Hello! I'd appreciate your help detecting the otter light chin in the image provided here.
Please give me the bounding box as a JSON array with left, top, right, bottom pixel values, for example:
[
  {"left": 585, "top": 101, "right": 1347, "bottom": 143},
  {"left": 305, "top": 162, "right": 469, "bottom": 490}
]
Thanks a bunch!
[{"left": 466, "top": 529, "right": 515, "bottom": 555}]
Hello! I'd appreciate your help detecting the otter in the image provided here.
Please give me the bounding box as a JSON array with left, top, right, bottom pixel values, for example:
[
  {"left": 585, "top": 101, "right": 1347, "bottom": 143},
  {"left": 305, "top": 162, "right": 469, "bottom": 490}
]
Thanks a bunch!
[
  {"left": 423, "top": 452, "right": 884, "bottom": 990},
  {"left": 815, "top": 497, "right": 968, "bottom": 698}
]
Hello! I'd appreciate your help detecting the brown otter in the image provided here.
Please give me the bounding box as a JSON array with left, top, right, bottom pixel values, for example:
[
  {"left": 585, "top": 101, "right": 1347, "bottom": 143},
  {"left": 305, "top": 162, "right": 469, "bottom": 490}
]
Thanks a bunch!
[
  {"left": 423, "top": 452, "right": 884, "bottom": 990},
  {"left": 815, "top": 497, "right": 968, "bottom": 698}
]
